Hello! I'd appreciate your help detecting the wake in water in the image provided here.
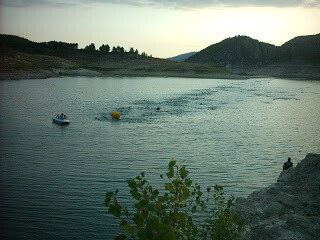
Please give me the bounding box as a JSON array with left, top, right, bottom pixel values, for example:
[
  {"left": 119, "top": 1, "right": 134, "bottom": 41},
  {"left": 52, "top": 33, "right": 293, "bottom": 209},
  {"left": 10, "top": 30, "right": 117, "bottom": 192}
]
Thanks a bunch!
[
  {"left": 94, "top": 87, "right": 222, "bottom": 123},
  {"left": 94, "top": 80, "right": 304, "bottom": 124}
]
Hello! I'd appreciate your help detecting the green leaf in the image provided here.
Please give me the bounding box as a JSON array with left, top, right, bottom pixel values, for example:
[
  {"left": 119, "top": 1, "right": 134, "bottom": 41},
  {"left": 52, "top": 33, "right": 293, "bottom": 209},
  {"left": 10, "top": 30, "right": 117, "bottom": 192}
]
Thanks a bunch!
[
  {"left": 108, "top": 204, "right": 121, "bottom": 218},
  {"left": 133, "top": 213, "right": 144, "bottom": 225},
  {"left": 168, "top": 160, "right": 176, "bottom": 169},
  {"left": 125, "top": 223, "right": 134, "bottom": 235},
  {"left": 152, "top": 189, "right": 159, "bottom": 197},
  {"left": 166, "top": 231, "right": 177, "bottom": 240},
  {"left": 181, "top": 185, "right": 190, "bottom": 200},
  {"left": 180, "top": 165, "right": 189, "bottom": 178},
  {"left": 106, "top": 192, "right": 114, "bottom": 198},
  {"left": 165, "top": 183, "right": 175, "bottom": 193},
  {"left": 147, "top": 216, "right": 159, "bottom": 227},
  {"left": 130, "top": 189, "right": 141, "bottom": 200},
  {"left": 104, "top": 197, "right": 112, "bottom": 206},
  {"left": 120, "top": 219, "right": 127, "bottom": 226},
  {"left": 180, "top": 200, "right": 186, "bottom": 207},
  {"left": 197, "top": 190, "right": 203, "bottom": 196},
  {"left": 185, "top": 178, "right": 192, "bottom": 187},
  {"left": 192, "top": 206, "right": 197, "bottom": 213},
  {"left": 155, "top": 200, "right": 162, "bottom": 210},
  {"left": 166, "top": 160, "right": 176, "bottom": 179},
  {"left": 140, "top": 180, "right": 147, "bottom": 186},
  {"left": 147, "top": 203, "right": 156, "bottom": 211},
  {"left": 126, "top": 179, "right": 136, "bottom": 189},
  {"left": 166, "top": 169, "right": 174, "bottom": 179},
  {"left": 172, "top": 179, "right": 180, "bottom": 188},
  {"left": 159, "top": 223, "right": 170, "bottom": 232},
  {"left": 134, "top": 199, "right": 148, "bottom": 210},
  {"left": 175, "top": 212, "right": 188, "bottom": 222}
]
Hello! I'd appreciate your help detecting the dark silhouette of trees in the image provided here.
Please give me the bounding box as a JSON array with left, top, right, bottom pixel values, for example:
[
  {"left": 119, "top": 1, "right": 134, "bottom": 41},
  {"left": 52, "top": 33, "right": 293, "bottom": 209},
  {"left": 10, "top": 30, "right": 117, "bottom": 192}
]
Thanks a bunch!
[
  {"left": 111, "top": 46, "right": 117, "bottom": 53},
  {"left": 116, "top": 46, "right": 125, "bottom": 54},
  {"left": 99, "top": 44, "right": 110, "bottom": 53},
  {"left": 0, "top": 34, "right": 151, "bottom": 59},
  {"left": 84, "top": 43, "right": 96, "bottom": 52},
  {"left": 41, "top": 41, "right": 78, "bottom": 50}
]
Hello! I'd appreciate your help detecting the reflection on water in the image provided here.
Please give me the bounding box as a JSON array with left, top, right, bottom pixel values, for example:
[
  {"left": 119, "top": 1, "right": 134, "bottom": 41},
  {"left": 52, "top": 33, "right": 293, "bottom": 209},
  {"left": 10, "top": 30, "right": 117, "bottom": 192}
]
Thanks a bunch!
[{"left": 1, "top": 76, "right": 320, "bottom": 239}]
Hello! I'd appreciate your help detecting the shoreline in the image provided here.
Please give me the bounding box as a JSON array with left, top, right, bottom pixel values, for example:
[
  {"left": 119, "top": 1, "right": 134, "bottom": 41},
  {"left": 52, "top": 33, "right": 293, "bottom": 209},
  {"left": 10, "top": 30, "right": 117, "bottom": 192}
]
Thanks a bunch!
[
  {"left": 0, "top": 68, "right": 248, "bottom": 81},
  {"left": 1, "top": 68, "right": 320, "bottom": 81}
]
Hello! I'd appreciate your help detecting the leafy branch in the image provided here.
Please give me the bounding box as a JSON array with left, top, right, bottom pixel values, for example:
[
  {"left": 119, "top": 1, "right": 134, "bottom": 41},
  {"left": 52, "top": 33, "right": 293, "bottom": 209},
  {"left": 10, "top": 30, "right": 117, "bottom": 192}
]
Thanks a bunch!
[{"left": 105, "top": 159, "right": 247, "bottom": 240}]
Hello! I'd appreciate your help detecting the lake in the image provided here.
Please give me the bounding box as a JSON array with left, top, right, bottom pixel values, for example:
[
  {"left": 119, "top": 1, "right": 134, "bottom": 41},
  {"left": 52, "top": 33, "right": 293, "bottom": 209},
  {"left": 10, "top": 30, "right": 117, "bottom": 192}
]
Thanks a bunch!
[{"left": 1, "top": 76, "right": 320, "bottom": 239}]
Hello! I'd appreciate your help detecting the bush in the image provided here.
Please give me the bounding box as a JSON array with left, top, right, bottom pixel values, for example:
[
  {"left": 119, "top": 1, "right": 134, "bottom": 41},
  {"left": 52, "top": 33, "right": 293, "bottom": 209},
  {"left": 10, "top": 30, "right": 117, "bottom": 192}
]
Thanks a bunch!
[{"left": 104, "top": 160, "right": 247, "bottom": 240}]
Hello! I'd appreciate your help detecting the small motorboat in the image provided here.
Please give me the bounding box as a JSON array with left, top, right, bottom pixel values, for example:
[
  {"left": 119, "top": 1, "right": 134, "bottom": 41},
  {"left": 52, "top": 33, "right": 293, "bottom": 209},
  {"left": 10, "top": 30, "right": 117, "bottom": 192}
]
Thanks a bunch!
[{"left": 53, "top": 114, "right": 70, "bottom": 124}]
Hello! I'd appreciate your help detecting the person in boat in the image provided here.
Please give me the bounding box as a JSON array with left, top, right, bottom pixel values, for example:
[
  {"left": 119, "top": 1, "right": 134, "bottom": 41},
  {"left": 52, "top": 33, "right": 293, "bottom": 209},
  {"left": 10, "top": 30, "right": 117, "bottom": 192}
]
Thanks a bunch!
[
  {"left": 60, "top": 113, "right": 64, "bottom": 120},
  {"left": 283, "top": 157, "right": 293, "bottom": 170}
]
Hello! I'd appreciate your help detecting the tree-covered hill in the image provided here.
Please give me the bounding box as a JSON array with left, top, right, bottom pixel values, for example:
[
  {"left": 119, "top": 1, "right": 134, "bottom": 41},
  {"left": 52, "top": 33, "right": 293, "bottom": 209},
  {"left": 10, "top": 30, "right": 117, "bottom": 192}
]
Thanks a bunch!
[
  {"left": 0, "top": 34, "right": 147, "bottom": 60},
  {"left": 0, "top": 34, "right": 235, "bottom": 80},
  {"left": 279, "top": 33, "right": 320, "bottom": 64},
  {"left": 186, "top": 36, "right": 278, "bottom": 67},
  {"left": 185, "top": 34, "right": 320, "bottom": 67}
]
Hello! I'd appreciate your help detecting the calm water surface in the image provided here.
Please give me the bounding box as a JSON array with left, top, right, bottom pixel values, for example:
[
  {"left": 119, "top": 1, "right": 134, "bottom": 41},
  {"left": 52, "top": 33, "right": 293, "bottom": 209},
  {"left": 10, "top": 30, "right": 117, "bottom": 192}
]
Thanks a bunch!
[{"left": 1, "top": 76, "right": 320, "bottom": 239}]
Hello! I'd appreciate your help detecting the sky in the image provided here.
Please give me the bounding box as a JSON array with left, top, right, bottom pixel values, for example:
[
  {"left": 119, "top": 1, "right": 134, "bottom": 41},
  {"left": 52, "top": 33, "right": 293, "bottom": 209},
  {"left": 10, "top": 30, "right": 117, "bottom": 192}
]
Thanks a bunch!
[{"left": 0, "top": 0, "right": 319, "bottom": 58}]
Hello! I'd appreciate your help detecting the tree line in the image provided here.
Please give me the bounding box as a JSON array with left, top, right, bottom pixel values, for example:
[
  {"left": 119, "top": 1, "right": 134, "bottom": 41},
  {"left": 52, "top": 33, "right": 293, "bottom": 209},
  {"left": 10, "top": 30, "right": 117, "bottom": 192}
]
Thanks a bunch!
[
  {"left": 84, "top": 43, "right": 150, "bottom": 57},
  {"left": 0, "top": 35, "right": 151, "bottom": 58}
]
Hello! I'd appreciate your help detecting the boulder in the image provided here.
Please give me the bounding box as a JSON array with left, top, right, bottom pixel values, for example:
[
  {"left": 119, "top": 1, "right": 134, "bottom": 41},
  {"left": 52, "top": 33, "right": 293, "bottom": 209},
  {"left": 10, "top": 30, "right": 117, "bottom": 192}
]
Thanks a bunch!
[{"left": 235, "top": 153, "right": 320, "bottom": 240}]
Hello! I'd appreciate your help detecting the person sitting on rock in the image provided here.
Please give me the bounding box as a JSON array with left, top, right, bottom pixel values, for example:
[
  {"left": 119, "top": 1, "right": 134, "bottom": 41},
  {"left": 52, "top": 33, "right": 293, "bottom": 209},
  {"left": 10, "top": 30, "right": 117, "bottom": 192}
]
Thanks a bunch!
[{"left": 283, "top": 157, "right": 293, "bottom": 170}]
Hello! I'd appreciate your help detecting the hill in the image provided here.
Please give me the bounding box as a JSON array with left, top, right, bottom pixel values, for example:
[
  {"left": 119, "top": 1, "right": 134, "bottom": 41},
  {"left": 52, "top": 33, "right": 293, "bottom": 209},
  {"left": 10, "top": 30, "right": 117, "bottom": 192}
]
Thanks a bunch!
[
  {"left": 168, "top": 51, "right": 198, "bottom": 62},
  {"left": 1, "top": 34, "right": 319, "bottom": 80},
  {"left": 185, "top": 34, "right": 320, "bottom": 79},
  {"left": 186, "top": 36, "right": 278, "bottom": 67},
  {"left": 279, "top": 33, "right": 320, "bottom": 64},
  {"left": 0, "top": 34, "right": 237, "bottom": 80}
]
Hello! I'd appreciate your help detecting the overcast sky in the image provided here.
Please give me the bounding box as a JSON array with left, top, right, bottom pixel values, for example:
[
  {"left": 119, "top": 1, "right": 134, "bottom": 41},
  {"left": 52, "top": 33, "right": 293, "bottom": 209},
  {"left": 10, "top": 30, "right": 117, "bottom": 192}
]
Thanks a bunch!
[{"left": 1, "top": 0, "right": 319, "bottom": 58}]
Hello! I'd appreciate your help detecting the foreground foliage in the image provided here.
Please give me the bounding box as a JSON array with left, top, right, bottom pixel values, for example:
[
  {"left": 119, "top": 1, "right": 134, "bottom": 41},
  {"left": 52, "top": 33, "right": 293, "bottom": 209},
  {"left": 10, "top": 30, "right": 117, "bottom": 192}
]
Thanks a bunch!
[{"left": 105, "top": 160, "right": 247, "bottom": 240}]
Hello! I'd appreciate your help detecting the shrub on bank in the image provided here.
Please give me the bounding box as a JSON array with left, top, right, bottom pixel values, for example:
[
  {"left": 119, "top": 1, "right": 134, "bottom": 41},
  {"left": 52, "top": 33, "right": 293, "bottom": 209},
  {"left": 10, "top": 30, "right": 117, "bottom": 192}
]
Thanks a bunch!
[{"left": 105, "top": 160, "right": 247, "bottom": 240}]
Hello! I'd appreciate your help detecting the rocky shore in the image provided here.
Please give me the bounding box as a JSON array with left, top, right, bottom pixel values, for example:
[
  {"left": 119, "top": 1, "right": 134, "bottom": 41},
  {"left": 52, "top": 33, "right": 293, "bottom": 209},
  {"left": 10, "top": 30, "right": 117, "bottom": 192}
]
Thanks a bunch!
[
  {"left": 235, "top": 153, "right": 320, "bottom": 240},
  {"left": 0, "top": 67, "right": 246, "bottom": 81}
]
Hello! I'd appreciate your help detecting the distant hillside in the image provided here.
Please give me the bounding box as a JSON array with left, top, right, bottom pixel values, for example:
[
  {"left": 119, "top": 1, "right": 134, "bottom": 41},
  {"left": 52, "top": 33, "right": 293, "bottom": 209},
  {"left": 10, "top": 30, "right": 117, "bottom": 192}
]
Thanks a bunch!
[
  {"left": 168, "top": 51, "right": 198, "bottom": 62},
  {"left": 185, "top": 34, "right": 320, "bottom": 74},
  {"left": 165, "top": 34, "right": 320, "bottom": 66},
  {"left": 279, "top": 33, "right": 320, "bottom": 64},
  {"left": 0, "top": 34, "right": 78, "bottom": 56},
  {"left": 1, "top": 33, "right": 319, "bottom": 80},
  {"left": 0, "top": 34, "right": 235, "bottom": 80},
  {"left": 185, "top": 36, "right": 279, "bottom": 67}
]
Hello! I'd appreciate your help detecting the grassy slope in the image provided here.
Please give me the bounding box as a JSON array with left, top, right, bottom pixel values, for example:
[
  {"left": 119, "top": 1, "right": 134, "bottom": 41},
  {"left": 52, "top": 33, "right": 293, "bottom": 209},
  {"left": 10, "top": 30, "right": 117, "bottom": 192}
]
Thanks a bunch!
[
  {"left": 1, "top": 52, "right": 78, "bottom": 71},
  {"left": 1, "top": 50, "right": 234, "bottom": 80}
]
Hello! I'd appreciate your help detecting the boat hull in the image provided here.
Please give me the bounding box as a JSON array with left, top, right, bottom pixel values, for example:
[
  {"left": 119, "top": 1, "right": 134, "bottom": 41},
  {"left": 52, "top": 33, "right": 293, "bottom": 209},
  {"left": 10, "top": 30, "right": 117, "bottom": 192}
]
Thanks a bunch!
[{"left": 52, "top": 118, "right": 70, "bottom": 124}]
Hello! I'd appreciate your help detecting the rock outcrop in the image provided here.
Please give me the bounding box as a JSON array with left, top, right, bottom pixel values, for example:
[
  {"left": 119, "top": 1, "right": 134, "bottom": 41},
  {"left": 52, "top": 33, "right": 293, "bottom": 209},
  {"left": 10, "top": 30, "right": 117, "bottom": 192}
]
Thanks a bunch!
[{"left": 235, "top": 153, "right": 320, "bottom": 240}]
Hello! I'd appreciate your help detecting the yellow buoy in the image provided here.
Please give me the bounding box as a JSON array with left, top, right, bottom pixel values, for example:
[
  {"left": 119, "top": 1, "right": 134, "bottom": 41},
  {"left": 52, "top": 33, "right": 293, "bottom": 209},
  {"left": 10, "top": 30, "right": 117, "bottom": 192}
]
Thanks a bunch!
[{"left": 111, "top": 111, "right": 120, "bottom": 119}]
